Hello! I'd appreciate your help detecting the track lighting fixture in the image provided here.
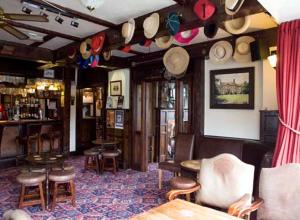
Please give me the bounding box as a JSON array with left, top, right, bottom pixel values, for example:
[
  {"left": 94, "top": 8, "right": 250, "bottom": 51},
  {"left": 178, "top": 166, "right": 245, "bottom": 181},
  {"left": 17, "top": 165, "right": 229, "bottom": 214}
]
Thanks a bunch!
[
  {"left": 55, "top": 13, "right": 64, "bottom": 24},
  {"left": 71, "top": 18, "right": 79, "bottom": 28},
  {"left": 39, "top": 8, "right": 48, "bottom": 18},
  {"left": 22, "top": 6, "right": 32, "bottom": 14}
]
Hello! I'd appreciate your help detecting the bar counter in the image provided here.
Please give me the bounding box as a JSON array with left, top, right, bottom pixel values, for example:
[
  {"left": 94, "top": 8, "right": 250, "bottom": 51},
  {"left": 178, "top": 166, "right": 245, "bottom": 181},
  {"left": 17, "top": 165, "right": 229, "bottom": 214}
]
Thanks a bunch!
[{"left": 0, "top": 119, "right": 61, "bottom": 125}]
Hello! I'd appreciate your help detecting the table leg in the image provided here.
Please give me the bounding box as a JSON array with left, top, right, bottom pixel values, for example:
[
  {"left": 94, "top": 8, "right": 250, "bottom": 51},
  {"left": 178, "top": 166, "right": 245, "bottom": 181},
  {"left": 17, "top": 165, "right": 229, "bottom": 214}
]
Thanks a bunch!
[{"left": 45, "top": 169, "right": 50, "bottom": 210}]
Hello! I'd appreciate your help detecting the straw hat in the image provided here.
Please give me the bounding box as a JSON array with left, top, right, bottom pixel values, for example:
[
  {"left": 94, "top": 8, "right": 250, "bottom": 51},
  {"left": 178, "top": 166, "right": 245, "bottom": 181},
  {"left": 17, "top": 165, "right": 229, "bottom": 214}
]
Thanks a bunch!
[
  {"left": 233, "top": 36, "right": 255, "bottom": 63},
  {"left": 174, "top": 28, "right": 199, "bottom": 44},
  {"left": 224, "top": 16, "right": 251, "bottom": 35},
  {"left": 80, "top": 38, "right": 92, "bottom": 60},
  {"left": 209, "top": 40, "right": 233, "bottom": 64},
  {"left": 163, "top": 47, "right": 190, "bottom": 76},
  {"left": 155, "top": 35, "right": 173, "bottom": 49},
  {"left": 122, "top": 18, "right": 135, "bottom": 44},
  {"left": 143, "top": 13, "right": 160, "bottom": 39},
  {"left": 225, "top": 0, "right": 245, "bottom": 15}
]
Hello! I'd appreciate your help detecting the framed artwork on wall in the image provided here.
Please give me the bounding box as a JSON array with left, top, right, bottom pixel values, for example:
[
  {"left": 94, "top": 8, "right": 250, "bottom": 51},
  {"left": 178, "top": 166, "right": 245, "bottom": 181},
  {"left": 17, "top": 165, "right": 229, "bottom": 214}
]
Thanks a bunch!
[
  {"left": 115, "top": 110, "right": 124, "bottom": 129},
  {"left": 210, "top": 67, "right": 255, "bottom": 109},
  {"left": 110, "top": 80, "right": 122, "bottom": 96}
]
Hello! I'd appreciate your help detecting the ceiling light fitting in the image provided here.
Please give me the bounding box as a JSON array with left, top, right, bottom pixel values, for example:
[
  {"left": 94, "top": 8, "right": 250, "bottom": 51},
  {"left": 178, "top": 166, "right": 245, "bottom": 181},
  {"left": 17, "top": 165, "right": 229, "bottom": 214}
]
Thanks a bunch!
[
  {"left": 80, "top": 0, "right": 105, "bottom": 11},
  {"left": 22, "top": 6, "right": 32, "bottom": 14},
  {"left": 55, "top": 13, "right": 64, "bottom": 24},
  {"left": 71, "top": 18, "right": 79, "bottom": 28},
  {"left": 39, "top": 8, "right": 48, "bottom": 18}
]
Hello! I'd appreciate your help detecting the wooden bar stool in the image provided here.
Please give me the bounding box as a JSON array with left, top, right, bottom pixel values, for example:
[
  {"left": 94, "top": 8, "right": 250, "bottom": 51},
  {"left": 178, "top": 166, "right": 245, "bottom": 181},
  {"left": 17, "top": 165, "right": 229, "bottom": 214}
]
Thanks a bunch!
[
  {"left": 17, "top": 124, "right": 41, "bottom": 155},
  {"left": 101, "top": 149, "right": 121, "bottom": 174},
  {"left": 16, "top": 172, "right": 46, "bottom": 211},
  {"left": 49, "top": 170, "right": 76, "bottom": 210},
  {"left": 40, "top": 125, "right": 62, "bottom": 153},
  {"left": 84, "top": 149, "right": 102, "bottom": 174}
]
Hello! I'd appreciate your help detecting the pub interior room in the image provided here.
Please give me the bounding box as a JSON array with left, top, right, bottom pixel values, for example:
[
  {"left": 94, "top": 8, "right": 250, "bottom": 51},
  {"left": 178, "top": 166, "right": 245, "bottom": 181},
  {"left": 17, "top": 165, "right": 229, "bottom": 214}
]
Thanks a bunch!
[{"left": 0, "top": 0, "right": 299, "bottom": 219}]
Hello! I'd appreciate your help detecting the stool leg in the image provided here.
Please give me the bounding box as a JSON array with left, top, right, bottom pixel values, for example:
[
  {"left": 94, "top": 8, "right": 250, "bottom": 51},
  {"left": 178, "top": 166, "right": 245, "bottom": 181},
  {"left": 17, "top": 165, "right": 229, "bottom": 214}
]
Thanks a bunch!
[
  {"left": 102, "top": 158, "right": 107, "bottom": 173},
  {"left": 158, "top": 169, "right": 162, "bottom": 190},
  {"left": 52, "top": 182, "right": 58, "bottom": 211},
  {"left": 112, "top": 157, "right": 116, "bottom": 174},
  {"left": 70, "top": 180, "right": 76, "bottom": 207},
  {"left": 19, "top": 184, "right": 25, "bottom": 209},
  {"left": 95, "top": 156, "right": 100, "bottom": 175},
  {"left": 39, "top": 183, "right": 45, "bottom": 211},
  {"left": 84, "top": 156, "right": 89, "bottom": 170}
]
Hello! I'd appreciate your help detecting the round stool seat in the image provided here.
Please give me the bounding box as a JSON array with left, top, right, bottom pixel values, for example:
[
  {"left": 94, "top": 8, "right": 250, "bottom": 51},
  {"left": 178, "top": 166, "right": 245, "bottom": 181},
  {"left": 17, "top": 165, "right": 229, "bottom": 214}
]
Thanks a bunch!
[
  {"left": 52, "top": 163, "right": 74, "bottom": 171},
  {"left": 84, "top": 149, "right": 99, "bottom": 156},
  {"left": 16, "top": 172, "right": 46, "bottom": 186},
  {"left": 49, "top": 170, "right": 75, "bottom": 182},
  {"left": 102, "top": 150, "right": 120, "bottom": 157},
  {"left": 170, "top": 177, "right": 197, "bottom": 190},
  {"left": 19, "top": 166, "right": 46, "bottom": 174}
]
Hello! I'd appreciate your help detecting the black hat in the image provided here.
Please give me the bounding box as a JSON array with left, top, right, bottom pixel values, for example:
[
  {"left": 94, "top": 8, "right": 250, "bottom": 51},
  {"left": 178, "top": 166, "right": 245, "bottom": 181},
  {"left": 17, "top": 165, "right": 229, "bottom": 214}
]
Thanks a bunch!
[{"left": 204, "top": 21, "right": 218, "bottom": 38}]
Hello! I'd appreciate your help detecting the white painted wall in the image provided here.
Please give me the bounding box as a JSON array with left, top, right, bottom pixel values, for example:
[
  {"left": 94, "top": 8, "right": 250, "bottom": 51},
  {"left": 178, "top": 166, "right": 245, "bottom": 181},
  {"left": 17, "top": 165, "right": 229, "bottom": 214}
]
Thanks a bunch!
[
  {"left": 262, "top": 59, "right": 278, "bottom": 110},
  {"left": 108, "top": 68, "right": 130, "bottom": 109}
]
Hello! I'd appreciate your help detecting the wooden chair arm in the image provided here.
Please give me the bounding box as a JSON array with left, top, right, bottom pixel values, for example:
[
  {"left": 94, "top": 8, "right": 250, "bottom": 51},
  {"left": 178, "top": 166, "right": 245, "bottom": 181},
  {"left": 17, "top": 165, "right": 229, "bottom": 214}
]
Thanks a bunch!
[
  {"left": 228, "top": 194, "right": 264, "bottom": 218},
  {"left": 166, "top": 183, "right": 201, "bottom": 201}
]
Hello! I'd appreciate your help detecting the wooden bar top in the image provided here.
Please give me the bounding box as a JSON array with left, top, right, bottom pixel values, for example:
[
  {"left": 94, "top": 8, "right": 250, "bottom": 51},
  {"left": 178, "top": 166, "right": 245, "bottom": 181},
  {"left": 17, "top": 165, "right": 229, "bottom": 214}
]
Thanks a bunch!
[
  {"left": 130, "top": 199, "right": 242, "bottom": 220},
  {"left": 0, "top": 119, "right": 62, "bottom": 126}
]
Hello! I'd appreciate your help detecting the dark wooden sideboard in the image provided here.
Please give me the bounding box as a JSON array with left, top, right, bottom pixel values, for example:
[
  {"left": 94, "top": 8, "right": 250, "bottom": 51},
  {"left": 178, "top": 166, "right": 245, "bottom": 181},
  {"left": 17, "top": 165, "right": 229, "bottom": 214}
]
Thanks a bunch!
[{"left": 260, "top": 110, "right": 279, "bottom": 145}]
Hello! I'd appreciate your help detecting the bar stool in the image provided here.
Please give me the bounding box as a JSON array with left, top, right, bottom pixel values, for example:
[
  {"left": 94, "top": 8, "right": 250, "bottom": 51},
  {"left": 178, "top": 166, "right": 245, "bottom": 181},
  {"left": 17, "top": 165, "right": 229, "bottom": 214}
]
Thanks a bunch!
[
  {"left": 51, "top": 163, "right": 74, "bottom": 171},
  {"left": 49, "top": 170, "right": 76, "bottom": 210},
  {"left": 16, "top": 124, "right": 41, "bottom": 155},
  {"left": 16, "top": 172, "right": 46, "bottom": 210},
  {"left": 101, "top": 149, "right": 121, "bottom": 174},
  {"left": 84, "top": 149, "right": 102, "bottom": 174},
  {"left": 40, "top": 125, "right": 62, "bottom": 153}
]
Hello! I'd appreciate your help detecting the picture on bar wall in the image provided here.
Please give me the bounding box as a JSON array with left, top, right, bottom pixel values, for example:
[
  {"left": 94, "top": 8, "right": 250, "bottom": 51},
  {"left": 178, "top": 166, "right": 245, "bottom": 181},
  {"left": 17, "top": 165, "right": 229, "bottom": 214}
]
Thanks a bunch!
[
  {"left": 110, "top": 80, "right": 122, "bottom": 96},
  {"left": 210, "top": 67, "right": 255, "bottom": 109},
  {"left": 115, "top": 110, "right": 124, "bottom": 129}
]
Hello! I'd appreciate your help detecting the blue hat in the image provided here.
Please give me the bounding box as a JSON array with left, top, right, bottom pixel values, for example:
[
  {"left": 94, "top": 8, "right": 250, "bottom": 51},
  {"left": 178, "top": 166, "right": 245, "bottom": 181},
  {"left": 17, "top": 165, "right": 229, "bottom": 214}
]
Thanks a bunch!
[{"left": 166, "top": 12, "right": 181, "bottom": 36}]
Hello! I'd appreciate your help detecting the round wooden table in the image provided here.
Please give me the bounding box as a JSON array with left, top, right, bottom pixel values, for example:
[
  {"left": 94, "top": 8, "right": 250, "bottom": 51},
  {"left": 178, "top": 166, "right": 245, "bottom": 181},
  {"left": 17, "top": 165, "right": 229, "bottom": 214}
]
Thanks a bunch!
[
  {"left": 26, "top": 153, "right": 66, "bottom": 210},
  {"left": 180, "top": 160, "right": 201, "bottom": 179},
  {"left": 92, "top": 139, "right": 119, "bottom": 146}
]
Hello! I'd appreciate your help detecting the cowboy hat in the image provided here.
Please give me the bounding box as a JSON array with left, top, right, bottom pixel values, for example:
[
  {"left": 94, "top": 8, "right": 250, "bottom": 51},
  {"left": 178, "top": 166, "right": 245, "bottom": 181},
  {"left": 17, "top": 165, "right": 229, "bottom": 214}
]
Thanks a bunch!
[
  {"left": 143, "top": 13, "right": 160, "bottom": 39},
  {"left": 204, "top": 21, "right": 218, "bottom": 38},
  {"left": 122, "top": 18, "right": 135, "bottom": 44},
  {"left": 233, "top": 36, "right": 255, "bottom": 63},
  {"left": 155, "top": 35, "right": 173, "bottom": 49},
  {"left": 174, "top": 28, "right": 199, "bottom": 44},
  {"left": 224, "top": 16, "right": 251, "bottom": 35},
  {"left": 166, "top": 12, "right": 181, "bottom": 36},
  {"left": 225, "top": 0, "right": 245, "bottom": 15},
  {"left": 103, "top": 50, "right": 111, "bottom": 61},
  {"left": 163, "top": 47, "right": 190, "bottom": 76},
  {"left": 91, "top": 33, "right": 105, "bottom": 54},
  {"left": 194, "top": 0, "right": 216, "bottom": 21},
  {"left": 209, "top": 40, "right": 233, "bottom": 64}
]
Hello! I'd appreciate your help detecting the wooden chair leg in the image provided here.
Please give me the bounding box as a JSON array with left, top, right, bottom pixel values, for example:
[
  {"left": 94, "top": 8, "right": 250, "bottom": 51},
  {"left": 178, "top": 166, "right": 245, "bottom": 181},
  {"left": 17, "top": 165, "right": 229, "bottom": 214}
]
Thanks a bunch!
[
  {"left": 70, "top": 180, "right": 76, "bottom": 207},
  {"left": 186, "top": 193, "right": 191, "bottom": 202},
  {"left": 95, "top": 156, "right": 100, "bottom": 174},
  {"left": 39, "top": 183, "right": 45, "bottom": 211},
  {"left": 52, "top": 182, "right": 58, "bottom": 211},
  {"left": 19, "top": 184, "right": 25, "bottom": 208},
  {"left": 158, "top": 169, "right": 162, "bottom": 190}
]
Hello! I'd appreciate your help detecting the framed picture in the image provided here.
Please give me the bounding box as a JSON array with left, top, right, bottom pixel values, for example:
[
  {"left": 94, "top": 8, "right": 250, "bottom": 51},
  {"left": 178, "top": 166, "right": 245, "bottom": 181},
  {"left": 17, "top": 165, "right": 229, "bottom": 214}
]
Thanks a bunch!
[
  {"left": 210, "top": 67, "right": 255, "bottom": 109},
  {"left": 115, "top": 110, "right": 124, "bottom": 129},
  {"left": 110, "top": 80, "right": 122, "bottom": 96}
]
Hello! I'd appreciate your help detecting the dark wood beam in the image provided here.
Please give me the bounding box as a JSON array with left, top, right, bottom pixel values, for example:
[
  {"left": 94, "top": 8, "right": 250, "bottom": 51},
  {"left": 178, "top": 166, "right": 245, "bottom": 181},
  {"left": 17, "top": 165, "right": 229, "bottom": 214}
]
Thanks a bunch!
[
  {"left": 24, "top": 0, "right": 116, "bottom": 28},
  {"left": 0, "top": 40, "right": 54, "bottom": 62},
  {"left": 6, "top": 20, "right": 81, "bottom": 42},
  {"left": 30, "top": 35, "right": 55, "bottom": 47}
]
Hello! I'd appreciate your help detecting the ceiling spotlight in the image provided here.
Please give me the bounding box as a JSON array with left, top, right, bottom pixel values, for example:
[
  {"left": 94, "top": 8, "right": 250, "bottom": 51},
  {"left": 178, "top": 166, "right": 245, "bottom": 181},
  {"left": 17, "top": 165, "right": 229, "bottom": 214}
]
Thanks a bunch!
[
  {"left": 22, "top": 6, "right": 32, "bottom": 14},
  {"left": 71, "top": 18, "right": 79, "bottom": 28},
  {"left": 39, "top": 8, "right": 48, "bottom": 18},
  {"left": 55, "top": 14, "right": 64, "bottom": 24},
  {"left": 80, "top": 0, "right": 105, "bottom": 11}
]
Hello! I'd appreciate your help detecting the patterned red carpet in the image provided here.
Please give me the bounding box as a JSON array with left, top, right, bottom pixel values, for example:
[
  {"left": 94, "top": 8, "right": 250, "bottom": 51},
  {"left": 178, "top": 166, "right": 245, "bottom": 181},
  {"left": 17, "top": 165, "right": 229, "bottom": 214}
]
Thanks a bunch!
[{"left": 0, "top": 156, "right": 172, "bottom": 220}]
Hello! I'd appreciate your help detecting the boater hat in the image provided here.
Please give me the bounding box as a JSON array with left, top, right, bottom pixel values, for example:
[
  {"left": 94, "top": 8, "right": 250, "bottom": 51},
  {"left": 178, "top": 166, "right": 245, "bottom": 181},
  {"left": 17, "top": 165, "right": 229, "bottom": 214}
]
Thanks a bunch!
[
  {"left": 224, "top": 16, "right": 251, "bottom": 35},
  {"left": 163, "top": 47, "right": 190, "bottom": 77},
  {"left": 194, "top": 0, "right": 216, "bottom": 21},
  {"left": 122, "top": 18, "right": 135, "bottom": 44},
  {"left": 155, "top": 35, "right": 173, "bottom": 49},
  {"left": 143, "top": 13, "right": 160, "bottom": 39},
  {"left": 174, "top": 28, "right": 199, "bottom": 44},
  {"left": 225, "top": 0, "right": 245, "bottom": 15},
  {"left": 233, "top": 36, "right": 255, "bottom": 63},
  {"left": 209, "top": 40, "right": 233, "bottom": 64}
]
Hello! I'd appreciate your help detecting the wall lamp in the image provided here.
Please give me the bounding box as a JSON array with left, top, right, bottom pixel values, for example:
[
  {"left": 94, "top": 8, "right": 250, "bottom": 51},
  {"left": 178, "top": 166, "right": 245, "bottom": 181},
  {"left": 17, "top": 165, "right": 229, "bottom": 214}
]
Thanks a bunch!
[{"left": 267, "top": 46, "right": 277, "bottom": 69}]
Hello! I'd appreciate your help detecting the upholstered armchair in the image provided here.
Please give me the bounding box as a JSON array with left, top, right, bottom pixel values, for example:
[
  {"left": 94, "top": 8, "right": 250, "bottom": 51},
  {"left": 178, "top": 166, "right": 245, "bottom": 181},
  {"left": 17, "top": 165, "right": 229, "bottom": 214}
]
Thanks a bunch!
[
  {"left": 158, "top": 133, "right": 194, "bottom": 189},
  {"left": 167, "top": 154, "right": 262, "bottom": 219}
]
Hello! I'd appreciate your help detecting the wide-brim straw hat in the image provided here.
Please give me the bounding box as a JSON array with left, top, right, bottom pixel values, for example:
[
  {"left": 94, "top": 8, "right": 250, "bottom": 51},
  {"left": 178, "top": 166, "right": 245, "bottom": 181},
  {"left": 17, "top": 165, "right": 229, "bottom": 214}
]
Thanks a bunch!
[
  {"left": 143, "top": 13, "right": 160, "bottom": 39},
  {"left": 209, "top": 40, "right": 233, "bottom": 64},
  {"left": 163, "top": 47, "right": 190, "bottom": 76},
  {"left": 122, "top": 18, "right": 135, "bottom": 44},
  {"left": 233, "top": 36, "right": 255, "bottom": 63},
  {"left": 155, "top": 35, "right": 173, "bottom": 49},
  {"left": 225, "top": 0, "right": 245, "bottom": 15},
  {"left": 224, "top": 16, "right": 251, "bottom": 35}
]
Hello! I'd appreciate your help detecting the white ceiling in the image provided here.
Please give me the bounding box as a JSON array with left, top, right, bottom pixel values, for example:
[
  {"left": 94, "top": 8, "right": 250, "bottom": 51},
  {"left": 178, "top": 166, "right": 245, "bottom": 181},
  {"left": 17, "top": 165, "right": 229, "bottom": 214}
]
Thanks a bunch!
[
  {"left": 0, "top": 27, "right": 46, "bottom": 45},
  {"left": 39, "top": 37, "right": 74, "bottom": 50},
  {"left": 258, "top": 0, "right": 300, "bottom": 23},
  {"left": 46, "top": 0, "right": 176, "bottom": 25}
]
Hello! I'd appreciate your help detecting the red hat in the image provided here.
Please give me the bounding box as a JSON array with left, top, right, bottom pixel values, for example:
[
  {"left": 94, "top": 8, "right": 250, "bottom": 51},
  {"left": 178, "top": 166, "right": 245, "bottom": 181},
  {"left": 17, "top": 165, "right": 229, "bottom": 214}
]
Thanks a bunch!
[
  {"left": 194, "top": 0, "right": 216, "bottom": 21},
  {"left": 91, "top": 33, "right": 105, "bottom": 55},
  {"left": 121, "top": 45, "right": 131, "bottom": 53}
]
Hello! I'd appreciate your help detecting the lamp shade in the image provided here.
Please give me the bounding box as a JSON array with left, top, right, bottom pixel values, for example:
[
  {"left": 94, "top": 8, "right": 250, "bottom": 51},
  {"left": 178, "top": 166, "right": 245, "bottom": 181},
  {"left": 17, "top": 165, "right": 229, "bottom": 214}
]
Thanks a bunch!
[
  {"left": 80, "top": 0, "right": 105, "bottom": 11},
  {"left": 268, "top": 54, "right": 277, "bottom": 68}
]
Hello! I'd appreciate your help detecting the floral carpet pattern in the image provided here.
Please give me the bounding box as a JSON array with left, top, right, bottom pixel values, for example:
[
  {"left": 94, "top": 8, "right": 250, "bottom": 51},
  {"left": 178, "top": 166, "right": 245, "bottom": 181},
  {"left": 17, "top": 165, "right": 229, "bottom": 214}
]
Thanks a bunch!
[{"left": 0, "top": 156, "right": 172, "bottom": 220}]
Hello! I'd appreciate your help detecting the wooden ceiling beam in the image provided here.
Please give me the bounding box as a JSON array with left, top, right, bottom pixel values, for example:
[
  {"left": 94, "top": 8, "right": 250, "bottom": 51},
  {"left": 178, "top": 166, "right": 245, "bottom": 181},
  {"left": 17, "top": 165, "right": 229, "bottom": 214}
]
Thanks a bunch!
[
  {"left": 6, "top": 20, "right": 81, "bottom": 42},
  {"left": 23, "top": 0, "right": 117, "bottom": 28}
]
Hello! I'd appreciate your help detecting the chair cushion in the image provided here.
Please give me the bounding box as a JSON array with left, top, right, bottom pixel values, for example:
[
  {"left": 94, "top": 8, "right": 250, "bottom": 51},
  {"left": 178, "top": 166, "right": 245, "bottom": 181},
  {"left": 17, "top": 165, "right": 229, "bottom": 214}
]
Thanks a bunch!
[
  {"left": 84, "top": 149, "right": 99, "bottom": 156},
  {"left": 170, "top": 177, "right": 197, "bottom": 190},
  {"left": 51, "top": 163, "right": 74, "bottom": 171},
  {"left": 49, "top": 170, "right": 75, "bottom": 182},
  {"left": 16, "top": 172, "right": 46, "bottom": 185},
  {"left": 102, "top": 150, "right": 120, "bottom": 157},
  {"left": 158, "top": 161, "right": 181, "bottom": 173}
]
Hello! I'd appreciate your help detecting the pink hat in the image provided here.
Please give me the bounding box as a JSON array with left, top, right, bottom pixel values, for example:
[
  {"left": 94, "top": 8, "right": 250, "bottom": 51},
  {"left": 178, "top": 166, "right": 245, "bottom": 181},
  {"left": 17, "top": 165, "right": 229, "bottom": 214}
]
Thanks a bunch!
[{"left": 174, "top": 28, "right": 199, "bottom": 44}]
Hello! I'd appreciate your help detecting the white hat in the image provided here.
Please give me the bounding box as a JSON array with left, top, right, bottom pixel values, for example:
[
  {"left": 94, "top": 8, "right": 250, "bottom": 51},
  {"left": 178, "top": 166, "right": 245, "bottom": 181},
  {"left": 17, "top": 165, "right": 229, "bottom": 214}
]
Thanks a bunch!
[
  {"left": 143, "top": 13, "right": 160, "bottom": 39},
  {"left": 225, "top": 0, "right": 245, "bottom": 15},
  {"left": 155, "top": 35, "right": 173, "bottom": 49},
  {"left": 163, "top": 47, "right": 190, "bottom": 77},
  {"left": 233, "top": 36, "right": 255, "bottom": 63},
  {"left": 122, "top": 18, "right": 135, "bottom": 44},
  {"left": 224, "top": 16, "right": 251, "bottom": 35},
  {"left": 209, "top": 40, "right": 233, "bottom": 64}
]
